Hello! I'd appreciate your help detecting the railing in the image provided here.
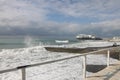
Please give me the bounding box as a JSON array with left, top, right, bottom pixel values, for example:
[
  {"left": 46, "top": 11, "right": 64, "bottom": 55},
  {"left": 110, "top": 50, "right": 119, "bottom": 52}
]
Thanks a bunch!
[{"left": 0, "top": 46, "right": 120, "bottom": 80}]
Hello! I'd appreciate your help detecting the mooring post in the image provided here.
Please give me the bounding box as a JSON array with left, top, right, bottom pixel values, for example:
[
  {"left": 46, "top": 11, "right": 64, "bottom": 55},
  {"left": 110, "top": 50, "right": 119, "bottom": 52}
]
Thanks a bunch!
[
  {"left": 82, "top": 55, "right": 86, "bottom": 80},
  {"left": 21, "top": 68, "right": 26, "bottom": 80},
  {"left": 107, "top": 50, "right": 110, "bottom": 67}
]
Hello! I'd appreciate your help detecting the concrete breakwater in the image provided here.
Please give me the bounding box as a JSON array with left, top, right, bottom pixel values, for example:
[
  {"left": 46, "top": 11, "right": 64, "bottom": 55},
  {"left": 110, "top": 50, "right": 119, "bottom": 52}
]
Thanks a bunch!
[{"left": 44, "top": 46, "right": 118, "bottom": 53}]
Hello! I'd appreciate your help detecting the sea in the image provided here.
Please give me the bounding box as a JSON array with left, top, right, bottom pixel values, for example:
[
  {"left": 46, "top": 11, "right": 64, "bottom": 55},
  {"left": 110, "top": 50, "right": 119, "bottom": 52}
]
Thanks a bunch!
[
  {"left": 0, "top": 36, "right": 119, "bottom": 80},
  {"left": 0, "top": 36, "right": 78, "bottom": 49}
]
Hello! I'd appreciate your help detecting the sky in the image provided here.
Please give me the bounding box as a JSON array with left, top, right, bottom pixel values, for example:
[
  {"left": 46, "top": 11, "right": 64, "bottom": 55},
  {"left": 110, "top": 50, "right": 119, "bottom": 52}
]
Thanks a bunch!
[{"left": 0, "top": 0, "right": 120, "bottom": 37}]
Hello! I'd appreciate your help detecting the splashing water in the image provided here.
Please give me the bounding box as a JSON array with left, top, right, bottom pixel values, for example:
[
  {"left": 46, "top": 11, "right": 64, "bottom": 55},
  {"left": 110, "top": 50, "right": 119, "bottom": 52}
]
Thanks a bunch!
[
  {"left": 24, "top": 36, "right": 35, "bottom": 47},
  {"left": 0, "top": 39, "right": 120, "bottom": 80}
]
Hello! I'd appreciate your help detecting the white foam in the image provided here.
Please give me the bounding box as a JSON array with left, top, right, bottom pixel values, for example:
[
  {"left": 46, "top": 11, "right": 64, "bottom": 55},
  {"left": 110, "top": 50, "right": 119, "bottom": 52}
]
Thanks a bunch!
[
  {"left": 0, "top": 41, "right": 119, "bottom": 80},
  {"left": 45, "top": 40, "right": 120, "bottom": 48}
]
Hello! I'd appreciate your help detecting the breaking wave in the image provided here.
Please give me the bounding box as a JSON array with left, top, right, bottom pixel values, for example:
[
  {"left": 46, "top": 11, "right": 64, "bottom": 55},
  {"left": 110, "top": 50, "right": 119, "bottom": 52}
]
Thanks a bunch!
[{"left": 0, "top": 40, "right": 120, "bottom": 80}]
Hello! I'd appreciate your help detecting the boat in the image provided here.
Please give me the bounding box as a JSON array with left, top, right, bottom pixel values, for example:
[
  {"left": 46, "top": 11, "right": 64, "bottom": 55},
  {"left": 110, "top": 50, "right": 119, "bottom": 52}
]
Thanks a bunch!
[
  {"left": 55, "top": 40, "right": 69, "bottom": 43},
  {"left": 76, "top": 34, "right": 102, "bottom": 40}
]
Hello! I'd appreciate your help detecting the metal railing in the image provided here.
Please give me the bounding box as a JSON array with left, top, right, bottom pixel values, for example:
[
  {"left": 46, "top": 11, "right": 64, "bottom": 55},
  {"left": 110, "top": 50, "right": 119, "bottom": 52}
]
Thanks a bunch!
[{"left": 0, "top": 46, "right": 120, "bottom": 80}]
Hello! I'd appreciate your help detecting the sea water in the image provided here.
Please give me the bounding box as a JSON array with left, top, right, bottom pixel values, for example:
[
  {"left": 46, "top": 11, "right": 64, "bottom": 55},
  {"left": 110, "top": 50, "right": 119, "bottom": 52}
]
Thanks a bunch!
[
  {"left": 0, "top": 36, "right": 119, "bottom": 80},
  {"left": 0, "top": 36, "right": 78, "bottom": 49}
]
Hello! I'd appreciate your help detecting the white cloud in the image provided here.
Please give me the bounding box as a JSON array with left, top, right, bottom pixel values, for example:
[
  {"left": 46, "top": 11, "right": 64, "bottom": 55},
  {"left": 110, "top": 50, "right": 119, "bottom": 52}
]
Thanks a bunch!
[
  {"left": 0, "top": 0, "right": 47, "bottom": 27},
  {"left": 0, "top": 0, "right": 120, "bottom": 26},
  {"left": 45, "top": 0, "right": 120, "bottom": 20},
  {"left": 91, "top": 19, "right": 120, "bottom": 33},
  {"left": 91, "top": 19, "right": 120, "bottom": 28},
  {"left": 0, "top": 0, "right": 120, "bottom": 36}
]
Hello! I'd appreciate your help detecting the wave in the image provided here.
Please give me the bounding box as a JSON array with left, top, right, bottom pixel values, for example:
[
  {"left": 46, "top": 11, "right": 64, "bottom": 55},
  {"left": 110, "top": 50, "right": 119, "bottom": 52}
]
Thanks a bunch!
[
  {"left": 46, "top": 40, "right": 120, "bottom": 48},
  {"left": 0, "top": 40, "right": 120, "bottom": 80},
  {"left": 0, "top": 40, "right": 120, "bottom": 56},
  {"left": 0, "top": 40, "right": 98, "bottom": 56}
]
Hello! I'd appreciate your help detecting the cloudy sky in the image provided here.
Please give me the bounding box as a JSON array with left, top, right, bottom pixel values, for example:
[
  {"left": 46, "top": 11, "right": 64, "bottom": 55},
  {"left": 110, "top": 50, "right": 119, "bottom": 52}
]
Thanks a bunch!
[{"left": 0, "top": 0, "right": 120, "bottom": 37}]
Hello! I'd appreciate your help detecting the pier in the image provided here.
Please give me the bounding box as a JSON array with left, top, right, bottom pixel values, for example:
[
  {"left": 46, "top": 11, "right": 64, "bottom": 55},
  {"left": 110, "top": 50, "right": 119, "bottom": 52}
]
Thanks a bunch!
[{"left": 0, "top": 46, "right": 120, "bottom": 80}]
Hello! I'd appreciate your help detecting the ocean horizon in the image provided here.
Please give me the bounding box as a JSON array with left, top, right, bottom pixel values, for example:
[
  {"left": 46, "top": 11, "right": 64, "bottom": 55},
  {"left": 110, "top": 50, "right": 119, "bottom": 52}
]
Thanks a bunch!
[{"left": 0, "top": 35, "right": 78, "bottom": 49}]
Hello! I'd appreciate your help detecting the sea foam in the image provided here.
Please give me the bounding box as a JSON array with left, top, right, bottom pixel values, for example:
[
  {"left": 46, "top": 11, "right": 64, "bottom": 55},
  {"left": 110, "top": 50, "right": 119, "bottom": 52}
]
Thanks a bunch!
[{"left": 0, "top": 41, "right": 120, "bottom": 80}]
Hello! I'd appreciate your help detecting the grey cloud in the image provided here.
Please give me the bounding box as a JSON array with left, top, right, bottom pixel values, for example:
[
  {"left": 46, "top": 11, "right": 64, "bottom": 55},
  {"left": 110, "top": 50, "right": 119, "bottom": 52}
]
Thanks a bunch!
[
  {"left": 91, "top": 19, "right": 120, "bottom": 32},
  {"left": 0, "top": 0, "right": 47, "bottom": 27},
  {"left": 45, "top": 0, "right": 120, "bottom": 20},
  {"left": 0, "top": 0, "right": 120, "bottom": 37},
  {"left": 0, "top": 20, "right": 120, "bottom": 37}
]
